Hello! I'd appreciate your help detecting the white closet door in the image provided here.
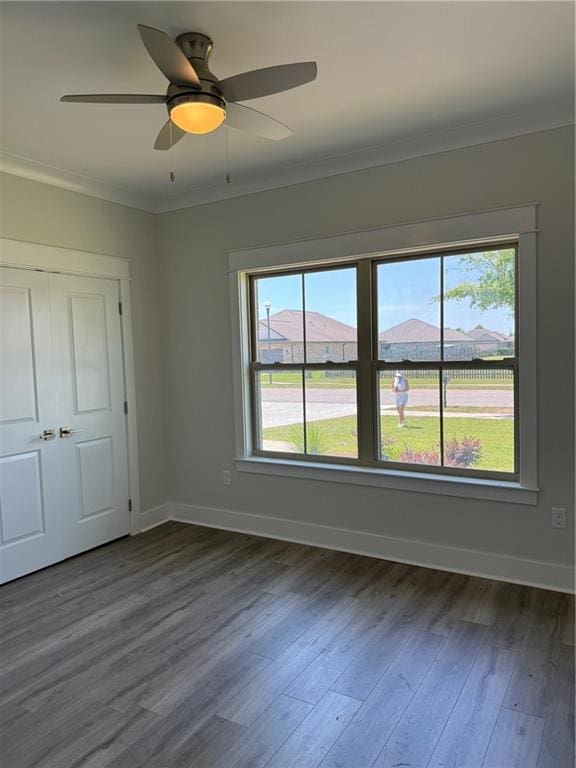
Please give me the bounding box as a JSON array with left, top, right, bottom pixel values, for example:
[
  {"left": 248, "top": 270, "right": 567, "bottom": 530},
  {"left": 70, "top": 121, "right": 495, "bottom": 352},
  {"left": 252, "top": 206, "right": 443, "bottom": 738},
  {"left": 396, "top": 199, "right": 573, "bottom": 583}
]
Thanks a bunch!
[
  {"left": 0, "top": 268, "right": 130, "bottom": 583},
  {"left": 49, "top": 273, "right": 129, "bottom": 559},
  {"left": 0, "top": 268, "right": 64, "bottom": 581}
]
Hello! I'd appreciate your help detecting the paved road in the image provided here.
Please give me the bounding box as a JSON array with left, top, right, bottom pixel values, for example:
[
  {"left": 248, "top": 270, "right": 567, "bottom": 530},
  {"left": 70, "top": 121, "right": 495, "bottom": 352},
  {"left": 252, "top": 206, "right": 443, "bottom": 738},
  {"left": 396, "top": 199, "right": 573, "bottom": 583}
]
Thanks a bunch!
[{"left": 261, "top": 386, "right": 513, "bottom": 428}]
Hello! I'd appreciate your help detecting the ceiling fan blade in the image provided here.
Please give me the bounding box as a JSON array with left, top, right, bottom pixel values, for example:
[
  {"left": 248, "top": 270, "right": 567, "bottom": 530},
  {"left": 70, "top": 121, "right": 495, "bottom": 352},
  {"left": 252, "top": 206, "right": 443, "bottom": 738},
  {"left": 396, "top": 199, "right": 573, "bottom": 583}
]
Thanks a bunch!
[
  {"left": 154, "top": 119, "right": 187, "bottom": 150},
  {"left": 219, "top": 62, "right": 317, "bottom": 103},
  {"left": 138, "top": 24, "right": 200, "bottom": 87},
  {"left": 225, "top": 103, "right": 292, "bottom": 140},
  {"left": 61, "top": 94, "right": 166, "bottom": 104}
]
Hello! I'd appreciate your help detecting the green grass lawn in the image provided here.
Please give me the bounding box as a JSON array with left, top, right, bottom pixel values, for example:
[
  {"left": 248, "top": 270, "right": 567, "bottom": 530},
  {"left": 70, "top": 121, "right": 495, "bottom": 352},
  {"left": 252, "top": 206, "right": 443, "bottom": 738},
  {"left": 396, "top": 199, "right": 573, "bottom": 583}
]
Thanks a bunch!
[
  {"left": 263, "top": 414, "right": 514, "bottom": 472},
  {"left": 405, "top": 405, "right": 513, "bottom": 413},
  {"left": 381, "top": 377, "right": 513, "bottom": 391},
  {"left": 260, "top": 370, "right": 512, "bottom": 390},
  {"left": 261, "top": 371, "right": 356, "bottom": 389}
]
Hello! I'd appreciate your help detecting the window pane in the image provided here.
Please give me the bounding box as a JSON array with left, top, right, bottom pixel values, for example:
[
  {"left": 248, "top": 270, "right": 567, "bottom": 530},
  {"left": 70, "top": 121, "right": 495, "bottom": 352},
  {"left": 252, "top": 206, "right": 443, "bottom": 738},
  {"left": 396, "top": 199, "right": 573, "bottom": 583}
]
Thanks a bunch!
[
  {"left": 260, "top": 369, "right": 358, "bottom": 457},
  {"left": 304, "top": 370, "right": 358, "bottom": 458},
  {"left": 379, "top": 369, "right": 441, "bottom": 466},
  {"left": 377, "top": 257, "right": 441, "bottom": 362},
  {"left": 254, "top": 273, "right": 303, "bottom": 363},
  {"left": 256, "top": 370, "right": 304, "bottom": 453},
  {"left": 442, "top": 368, "right": 515, "bottom": 473},
  {"left": 304, "top": 268, "right": 357, "bottom": 362},
  {"left": 443, "top": 248, "right": 516, "bottom": 361}
]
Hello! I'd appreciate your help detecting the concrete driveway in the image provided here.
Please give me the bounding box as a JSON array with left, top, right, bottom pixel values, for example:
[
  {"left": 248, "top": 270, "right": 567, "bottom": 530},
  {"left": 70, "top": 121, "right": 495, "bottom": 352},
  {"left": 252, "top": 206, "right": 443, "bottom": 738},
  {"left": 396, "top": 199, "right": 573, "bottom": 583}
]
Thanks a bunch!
[{"left": 260, "top": 386, "right": 513, "bottom": 428}]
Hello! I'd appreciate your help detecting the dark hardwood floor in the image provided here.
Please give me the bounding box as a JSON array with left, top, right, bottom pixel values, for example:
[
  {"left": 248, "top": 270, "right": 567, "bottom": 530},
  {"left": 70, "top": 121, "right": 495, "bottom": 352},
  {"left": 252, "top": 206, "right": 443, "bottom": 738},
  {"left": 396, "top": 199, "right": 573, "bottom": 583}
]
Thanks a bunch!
[{"left": 0, "top": 521, "right": 574, "bottom": 768}]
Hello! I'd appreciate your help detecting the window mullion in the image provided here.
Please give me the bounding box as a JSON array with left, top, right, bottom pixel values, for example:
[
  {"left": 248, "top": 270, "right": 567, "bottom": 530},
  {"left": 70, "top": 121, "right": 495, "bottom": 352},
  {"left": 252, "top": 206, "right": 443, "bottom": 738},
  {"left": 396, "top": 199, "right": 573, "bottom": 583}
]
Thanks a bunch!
[
  {"left": 356, "top": 259, "right": 376, "bottom": 462},
  {"left": 439, "top": 255, "right": 445, "bottom": 466},
  {"left": 301, "top": 273, "right": 308, "bottom": 453}
]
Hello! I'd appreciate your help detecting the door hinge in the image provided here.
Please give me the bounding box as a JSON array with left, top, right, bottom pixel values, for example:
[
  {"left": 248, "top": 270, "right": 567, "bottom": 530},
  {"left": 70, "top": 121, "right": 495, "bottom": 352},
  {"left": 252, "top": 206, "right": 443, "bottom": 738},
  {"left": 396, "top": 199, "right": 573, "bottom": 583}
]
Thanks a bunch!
[
  {"left": 123, "top": 401, "right": 128, "bottom": 415},
  {"left": 118, "top": 301, "right": 123, "bottom": 315},
  {"left": 128, "top": 498, "right": 133, "bottom": 512}
]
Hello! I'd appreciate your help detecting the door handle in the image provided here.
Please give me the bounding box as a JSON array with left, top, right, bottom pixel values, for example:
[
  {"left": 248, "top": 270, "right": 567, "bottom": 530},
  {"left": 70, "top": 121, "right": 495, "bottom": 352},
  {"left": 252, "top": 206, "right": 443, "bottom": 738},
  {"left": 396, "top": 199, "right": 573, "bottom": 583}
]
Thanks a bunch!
[
  {"left": 38, "top": 429, "right": 56, "bottom": 441},
  {"left": 59, "top": 426, "right": 83, "bottom": 438}
]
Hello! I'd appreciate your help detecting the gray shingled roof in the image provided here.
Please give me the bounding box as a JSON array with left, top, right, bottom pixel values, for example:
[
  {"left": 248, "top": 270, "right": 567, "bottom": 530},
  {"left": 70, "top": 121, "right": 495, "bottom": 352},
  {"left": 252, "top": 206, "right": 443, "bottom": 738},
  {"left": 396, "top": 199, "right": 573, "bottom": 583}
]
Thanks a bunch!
[
  {"left": 259, "top": 310, "right": 356, "bottom": 342},
  {"left": 467, "top": 327, "right": 512, "bottom": 342},
  {"left": 257, "top": 312, "right": 492, "bottom": 344},
  {"left": 379, "top": 318, "right": 473, "bottom": 343}
]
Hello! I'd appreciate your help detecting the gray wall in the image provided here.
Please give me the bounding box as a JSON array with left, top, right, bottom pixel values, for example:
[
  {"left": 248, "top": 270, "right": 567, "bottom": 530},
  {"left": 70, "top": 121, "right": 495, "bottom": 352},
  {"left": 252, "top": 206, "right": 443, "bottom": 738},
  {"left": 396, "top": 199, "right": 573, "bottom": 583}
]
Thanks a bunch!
[
  {"left": 158, "top": 127, "right": 574, "bottom": 568},
  {"left": 0, "top": 173, "right": 167, "bottom": 512},
  {"left": 1, "top": 127, "right": 572, "bottom": 570}
]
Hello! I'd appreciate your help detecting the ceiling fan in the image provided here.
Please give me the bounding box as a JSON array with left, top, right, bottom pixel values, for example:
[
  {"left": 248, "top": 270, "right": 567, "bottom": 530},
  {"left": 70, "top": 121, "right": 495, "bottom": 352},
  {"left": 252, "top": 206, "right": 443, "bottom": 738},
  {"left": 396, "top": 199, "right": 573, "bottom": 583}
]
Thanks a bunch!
[{"left": 61, "top": 25, "right": 317, "bottom": 149}]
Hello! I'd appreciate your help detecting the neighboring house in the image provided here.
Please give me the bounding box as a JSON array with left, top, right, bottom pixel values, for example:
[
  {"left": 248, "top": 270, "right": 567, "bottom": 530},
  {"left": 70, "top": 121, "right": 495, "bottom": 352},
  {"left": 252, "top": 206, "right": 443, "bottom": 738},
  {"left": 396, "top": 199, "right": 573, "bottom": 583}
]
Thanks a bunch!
[
  {"left": 379, "top": 318, "right": 475, "bottom": 361},
  {"left": 467, "top": 326, "right": 515, "bottom": 355},
  {"left": 258, "top": 309, "right": 357, "bottom": 362},
  {"left": 257, "top": 312, "right": 512, "bottom": 364}
]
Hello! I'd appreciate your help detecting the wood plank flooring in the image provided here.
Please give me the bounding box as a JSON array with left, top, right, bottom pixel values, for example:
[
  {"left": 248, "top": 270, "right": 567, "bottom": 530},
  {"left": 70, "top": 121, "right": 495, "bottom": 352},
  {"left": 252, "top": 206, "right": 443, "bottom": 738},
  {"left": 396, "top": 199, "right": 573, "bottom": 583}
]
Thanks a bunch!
[{"left": 0, "top": 521, "right": 573, "bottom": 768}]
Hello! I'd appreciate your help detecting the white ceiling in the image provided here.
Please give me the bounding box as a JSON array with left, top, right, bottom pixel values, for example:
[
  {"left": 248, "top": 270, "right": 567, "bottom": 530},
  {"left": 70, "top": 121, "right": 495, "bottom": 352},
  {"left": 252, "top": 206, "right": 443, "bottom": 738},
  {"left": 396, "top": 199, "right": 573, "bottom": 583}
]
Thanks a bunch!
[{"left": 0, "top": 1, "right": 574, "bottom": 211}]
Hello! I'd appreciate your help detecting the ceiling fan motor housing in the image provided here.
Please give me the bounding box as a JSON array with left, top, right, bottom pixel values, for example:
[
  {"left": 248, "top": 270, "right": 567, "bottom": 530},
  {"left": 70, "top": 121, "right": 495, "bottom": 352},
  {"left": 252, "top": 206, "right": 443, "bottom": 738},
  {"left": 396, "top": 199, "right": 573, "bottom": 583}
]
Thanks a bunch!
[
  {"left": 176, "top": 32, "right": 218, "bottom": 84},
  {"left": 166, "top": 87, "right": 225, "bottom": 112},
  {"left": 167, "top": 32, "right": 225, "bottom": 116},
  {"left": 176, "top": 32, "right": 214, "bottom": 67}
]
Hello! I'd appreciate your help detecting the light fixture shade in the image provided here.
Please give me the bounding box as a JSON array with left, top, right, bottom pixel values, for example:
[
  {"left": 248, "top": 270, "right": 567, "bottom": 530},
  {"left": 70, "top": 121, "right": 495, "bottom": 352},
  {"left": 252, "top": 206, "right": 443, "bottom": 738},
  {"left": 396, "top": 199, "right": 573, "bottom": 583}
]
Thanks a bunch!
[{"left": 170, "top": 101, "right": 226, "bottom": 134}]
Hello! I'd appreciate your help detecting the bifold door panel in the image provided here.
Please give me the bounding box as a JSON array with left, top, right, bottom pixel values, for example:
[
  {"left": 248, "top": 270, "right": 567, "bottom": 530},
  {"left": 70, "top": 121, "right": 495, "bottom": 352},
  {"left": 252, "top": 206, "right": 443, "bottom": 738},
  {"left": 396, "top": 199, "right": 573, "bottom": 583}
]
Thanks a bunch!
[
  {"left": 0, "top": 269, "right": 64, "bottom": 580},
  {"left": 0, "top": 268, "right": 129, "bottom": 582},
  {"left": 49, "top": 274, "right": 129, "bottom": 561}
]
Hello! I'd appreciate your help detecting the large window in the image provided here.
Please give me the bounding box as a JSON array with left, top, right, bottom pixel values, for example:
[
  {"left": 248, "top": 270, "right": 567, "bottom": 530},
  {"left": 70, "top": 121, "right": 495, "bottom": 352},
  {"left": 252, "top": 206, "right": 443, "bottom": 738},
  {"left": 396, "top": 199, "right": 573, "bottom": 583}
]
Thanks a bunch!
[{"left": 249, "top": 245, "right": 518, "bottom": 479}]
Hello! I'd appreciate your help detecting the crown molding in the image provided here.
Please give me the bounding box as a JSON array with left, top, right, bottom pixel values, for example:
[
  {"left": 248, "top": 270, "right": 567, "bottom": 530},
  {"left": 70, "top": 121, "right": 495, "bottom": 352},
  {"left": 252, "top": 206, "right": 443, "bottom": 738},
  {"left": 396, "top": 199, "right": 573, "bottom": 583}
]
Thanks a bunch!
[
  {"left": 152, "top": 102, "right": 574, "bottom": 212},
  {"left": 0, "top": 152, "right": 156, "bottom": 212},
  {"left": 1, "top": 102, "right": 573, "bottom": 215}
]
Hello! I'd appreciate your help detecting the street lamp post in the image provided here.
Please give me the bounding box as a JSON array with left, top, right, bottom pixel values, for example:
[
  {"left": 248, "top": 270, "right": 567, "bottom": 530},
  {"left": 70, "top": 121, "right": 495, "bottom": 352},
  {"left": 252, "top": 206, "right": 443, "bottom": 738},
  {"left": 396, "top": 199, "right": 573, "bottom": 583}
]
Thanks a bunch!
[{"left": 264, "top": 298, "right": 272, "bottom": 384}]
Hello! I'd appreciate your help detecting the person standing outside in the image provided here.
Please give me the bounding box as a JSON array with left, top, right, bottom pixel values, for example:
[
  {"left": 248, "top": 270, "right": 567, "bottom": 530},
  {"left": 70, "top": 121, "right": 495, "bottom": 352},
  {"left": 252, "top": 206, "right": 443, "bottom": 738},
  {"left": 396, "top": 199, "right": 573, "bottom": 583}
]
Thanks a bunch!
[{"left": 392, "top": 370, "right": 409, "bottom": 427}]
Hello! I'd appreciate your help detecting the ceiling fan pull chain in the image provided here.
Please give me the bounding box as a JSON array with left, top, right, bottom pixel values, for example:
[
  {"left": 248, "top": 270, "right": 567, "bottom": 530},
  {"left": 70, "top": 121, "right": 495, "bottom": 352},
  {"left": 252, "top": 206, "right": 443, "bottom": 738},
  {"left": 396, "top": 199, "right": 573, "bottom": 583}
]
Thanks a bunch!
[
  {"left": 225, "top": 127, "right": 231, "bottom": 184},
  {"left": 169, "top": 121, "right": 176, "bottom": 183}
]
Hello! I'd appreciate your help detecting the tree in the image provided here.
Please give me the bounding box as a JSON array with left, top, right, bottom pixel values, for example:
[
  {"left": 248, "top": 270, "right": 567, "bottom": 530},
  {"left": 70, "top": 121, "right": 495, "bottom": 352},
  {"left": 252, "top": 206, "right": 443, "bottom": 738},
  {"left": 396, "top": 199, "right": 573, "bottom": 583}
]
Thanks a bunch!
[{"left": 442, "top": 249, "right": 515, "bottom": 315}]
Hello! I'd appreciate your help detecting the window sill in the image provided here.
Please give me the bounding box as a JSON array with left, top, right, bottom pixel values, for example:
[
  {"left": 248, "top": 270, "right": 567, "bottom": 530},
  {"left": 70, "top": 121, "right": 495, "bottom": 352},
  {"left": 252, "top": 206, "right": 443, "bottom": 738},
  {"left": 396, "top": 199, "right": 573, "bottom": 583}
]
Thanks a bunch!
[{"left": 234, "top": 456, "right": 539, "bottom": 505}]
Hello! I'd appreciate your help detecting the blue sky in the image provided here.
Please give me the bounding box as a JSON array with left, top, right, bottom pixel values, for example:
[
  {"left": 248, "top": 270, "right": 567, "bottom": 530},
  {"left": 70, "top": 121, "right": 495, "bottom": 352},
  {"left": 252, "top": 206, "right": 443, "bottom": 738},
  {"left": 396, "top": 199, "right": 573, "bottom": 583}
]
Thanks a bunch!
[{"left": 256, "top": 255, "right": 514, "bottom": 335}]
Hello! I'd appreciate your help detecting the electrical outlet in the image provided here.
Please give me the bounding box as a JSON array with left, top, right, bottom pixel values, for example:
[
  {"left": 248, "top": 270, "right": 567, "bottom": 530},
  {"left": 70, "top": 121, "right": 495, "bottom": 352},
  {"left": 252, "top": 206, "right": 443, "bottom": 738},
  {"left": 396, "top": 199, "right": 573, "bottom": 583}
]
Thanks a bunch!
[
  {"left": 552, "top": 507, "right": 567, "bottom": 529},
  {"left": 222, "top": 469, "right": 232, "bottom": 486}
]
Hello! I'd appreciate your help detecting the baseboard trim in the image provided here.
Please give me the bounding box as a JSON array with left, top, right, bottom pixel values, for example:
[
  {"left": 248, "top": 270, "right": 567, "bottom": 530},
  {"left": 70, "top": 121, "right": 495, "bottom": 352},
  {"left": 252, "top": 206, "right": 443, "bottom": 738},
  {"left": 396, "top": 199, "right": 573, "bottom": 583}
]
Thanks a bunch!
[
  {"left": 137, "top": 503, "right": 171, "bottom": 533},
  {"left": 170, "top": 502, "right": 575, "bottom": 594}
]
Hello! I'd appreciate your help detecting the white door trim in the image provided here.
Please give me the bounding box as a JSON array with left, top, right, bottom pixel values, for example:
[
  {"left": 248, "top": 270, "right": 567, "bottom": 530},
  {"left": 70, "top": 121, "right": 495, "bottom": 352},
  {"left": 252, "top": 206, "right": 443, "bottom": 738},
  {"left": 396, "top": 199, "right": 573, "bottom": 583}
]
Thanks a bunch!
[
  {"left": 118, "top": 279, "right": 141, "bottom": 534},
  {"left": 0, "top": 238, "right": 130, "bottom": 280},
  {"left": 0, "top": 237, "right": 141, "bottom": 534}
]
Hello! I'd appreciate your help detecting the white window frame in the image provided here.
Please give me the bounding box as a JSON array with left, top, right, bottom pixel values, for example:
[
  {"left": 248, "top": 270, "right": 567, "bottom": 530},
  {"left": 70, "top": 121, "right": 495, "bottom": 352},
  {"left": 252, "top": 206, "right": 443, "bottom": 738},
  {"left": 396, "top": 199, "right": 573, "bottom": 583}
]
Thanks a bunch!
[{"left": 228, "top": 205, "right": 538, "bottom": 505}]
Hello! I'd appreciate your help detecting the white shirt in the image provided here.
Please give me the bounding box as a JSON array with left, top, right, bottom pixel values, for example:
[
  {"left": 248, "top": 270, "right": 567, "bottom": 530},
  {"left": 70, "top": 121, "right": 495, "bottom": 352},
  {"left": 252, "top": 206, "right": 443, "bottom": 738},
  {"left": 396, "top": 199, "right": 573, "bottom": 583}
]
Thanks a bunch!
[{"left": 394, "top": 376, "right": 408, "bottom": 391}]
